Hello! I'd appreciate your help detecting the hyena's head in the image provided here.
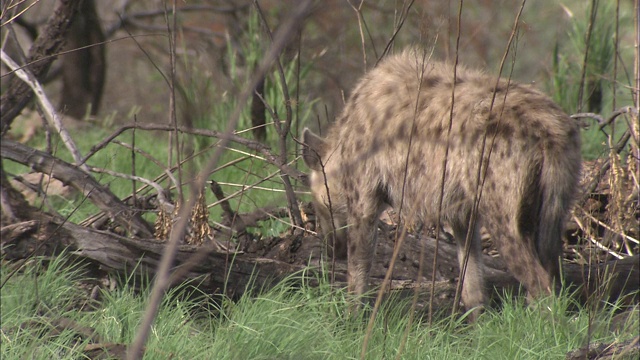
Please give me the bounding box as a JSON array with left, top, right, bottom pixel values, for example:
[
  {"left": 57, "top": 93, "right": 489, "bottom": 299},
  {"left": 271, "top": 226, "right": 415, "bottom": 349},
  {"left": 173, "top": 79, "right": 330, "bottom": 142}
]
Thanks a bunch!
[{"left": 302, "top": 128, "right": 348, "bottom": 259}]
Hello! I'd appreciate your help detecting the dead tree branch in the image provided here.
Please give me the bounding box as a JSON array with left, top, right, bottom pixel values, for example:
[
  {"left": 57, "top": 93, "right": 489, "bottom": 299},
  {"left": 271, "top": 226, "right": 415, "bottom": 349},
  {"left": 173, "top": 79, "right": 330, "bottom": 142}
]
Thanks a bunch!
[
  {"left": 209, "top": 180, "right": 239, "bottom": 228},
  {"left": 253, "top": 1, "right": 304, "bottom": 229},
  {"left": 1, "top": 50, "right": 89, "bottom": 172},
  {"left": 1, "top": 139, "right": 153, "bottom": 237}
]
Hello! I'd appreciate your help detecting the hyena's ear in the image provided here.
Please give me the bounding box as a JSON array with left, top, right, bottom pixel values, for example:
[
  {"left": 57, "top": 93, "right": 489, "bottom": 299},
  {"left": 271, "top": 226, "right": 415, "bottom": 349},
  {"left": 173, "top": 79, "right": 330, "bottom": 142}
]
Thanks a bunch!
[{"left": 302, "top": 128, "right": 327, "bottom": 171}]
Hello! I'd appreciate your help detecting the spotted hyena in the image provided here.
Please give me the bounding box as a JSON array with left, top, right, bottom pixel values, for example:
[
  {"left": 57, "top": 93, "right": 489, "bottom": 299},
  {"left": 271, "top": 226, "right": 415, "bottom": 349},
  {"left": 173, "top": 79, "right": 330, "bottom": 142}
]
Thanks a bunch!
[{"left": 302, "top": 49, "right": 581, "bottom": 319}]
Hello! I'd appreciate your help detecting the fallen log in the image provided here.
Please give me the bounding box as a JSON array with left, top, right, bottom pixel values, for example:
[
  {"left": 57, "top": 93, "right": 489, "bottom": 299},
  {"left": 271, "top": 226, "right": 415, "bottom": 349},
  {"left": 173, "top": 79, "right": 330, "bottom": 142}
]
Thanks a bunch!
[
  {"left": 1, "top": 213, "right": 637, "bottom": 310},
  {"left": 565, "top": 336, "right": 639, "bottom": 360},
  {"left": 0, "top": 215, "right": 302, "bottom": 299}
]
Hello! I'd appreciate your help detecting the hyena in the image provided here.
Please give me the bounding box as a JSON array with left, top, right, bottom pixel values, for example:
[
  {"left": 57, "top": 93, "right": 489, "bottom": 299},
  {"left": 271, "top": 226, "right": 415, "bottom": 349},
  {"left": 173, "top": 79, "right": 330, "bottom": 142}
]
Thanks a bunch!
[{"left": 302, "top": 49, "right": 581, "bottom": 319}]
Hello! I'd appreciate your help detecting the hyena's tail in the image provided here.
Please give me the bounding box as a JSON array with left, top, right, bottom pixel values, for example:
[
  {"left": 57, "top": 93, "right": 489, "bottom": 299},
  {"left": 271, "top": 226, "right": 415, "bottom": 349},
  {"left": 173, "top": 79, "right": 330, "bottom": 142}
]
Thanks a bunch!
[{"left": 534, "top": 135, "right": 581, "bottom": 282}]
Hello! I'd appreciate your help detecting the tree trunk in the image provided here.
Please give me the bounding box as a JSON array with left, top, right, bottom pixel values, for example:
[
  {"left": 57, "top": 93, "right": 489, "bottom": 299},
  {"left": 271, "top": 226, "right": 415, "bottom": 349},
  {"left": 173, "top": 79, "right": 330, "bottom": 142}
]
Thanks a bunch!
[
  {"left": 59, "top": 0, "right": 106, "bottom": 119},
  {"left": 0, "top": 0, "right": 83, "bottom": 133},
  {"left": 250, "top": 76, "right": 267, "bottom": 141}
]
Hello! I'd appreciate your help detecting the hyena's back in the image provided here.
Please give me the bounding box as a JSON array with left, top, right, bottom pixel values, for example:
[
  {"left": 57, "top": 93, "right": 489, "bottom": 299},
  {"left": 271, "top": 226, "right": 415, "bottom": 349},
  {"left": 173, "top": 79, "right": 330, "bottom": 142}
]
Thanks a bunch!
[{"left": 303, "top": 50, "right": 581, "bottom": 317}]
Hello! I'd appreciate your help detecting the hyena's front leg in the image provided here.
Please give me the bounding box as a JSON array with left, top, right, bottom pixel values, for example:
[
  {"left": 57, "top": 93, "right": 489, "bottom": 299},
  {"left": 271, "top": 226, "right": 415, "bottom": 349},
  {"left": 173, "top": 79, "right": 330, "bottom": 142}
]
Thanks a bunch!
[
  {"left": 451, "top": 220, "right": 486, "bottom": 321},
  {"left": 346, "top": 213, "right": 380, "bottom": 298}
]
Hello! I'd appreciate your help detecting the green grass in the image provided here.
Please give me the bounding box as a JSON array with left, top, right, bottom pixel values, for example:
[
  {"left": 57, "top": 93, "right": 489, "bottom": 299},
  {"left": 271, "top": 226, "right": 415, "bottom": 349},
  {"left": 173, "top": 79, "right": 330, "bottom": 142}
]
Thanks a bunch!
[
  {"left": 1, "top": 255, "right": 89, "bottom": 359},
  {"left": 2, "top": 253, "right": 637, "bottom": 359}
]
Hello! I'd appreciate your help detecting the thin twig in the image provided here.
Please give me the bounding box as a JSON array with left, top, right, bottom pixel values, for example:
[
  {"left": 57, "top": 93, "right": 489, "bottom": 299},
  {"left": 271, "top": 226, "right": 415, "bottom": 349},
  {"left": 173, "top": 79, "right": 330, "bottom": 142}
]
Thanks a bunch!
[
  {"left": 577, "top": 0, "right": 598, "bottom": 111},
  {"left": 111, "top": 140, "right": 180, "bottom": 192},
  {"left": 347, "top": 0, "right": 368, "bottom": 70},
  {"left": 388, "top": 47, "right": 431, "bottom": 360},
  {"left": 254, "top": 0, "right": 304, "bottom": 228},
  {"left": 0, "top": 49, "right": 89, "bottom": 173},
  {"left": 254, "top": 207, "right": 313, "bottom": 235},
  {"left": 0, "top": 34, "right": 165, "bottom": 80},
  {"left": 88, "top": 166, "right": 173, "bottom": 213},
  {"left": 571, "top": 112, "right": 605, "bottom": 125},
  {"left": 429, "top": 0, "right": 464, "bottom": 327},
  {"left": 572, "top": 215, "right": 626, "bottom": 259},
  {"left": 106, "top": 2, "right": 248, "bottom": 35},
  {"left": 80, "top": 122, "right": 308, "bottom": 184},
  {"left": 131, "top": 115, "right": 138, "bottom": 210},
  {"left": 214, "top": 182, "right": 308, "bottom": 195},
  {"left": 209, "top": 180, "right": 238, "bottom": 226},
  {"left": 576, "top": 207, "right": 639, "bottom": 247},
  {"left": 0, "top": 0, "right": 39, "bottom": 27},
  {"left": 613, "top": 0, "right": 620, "bottom": 110},
  {"left": 570, "top": 106, "right": 638, "bottom": 128},
  {"left": 377, "top": 0, "right": 416, "bottom": 65},
  {"left": 207, "top": 168, "right": 282, "bottom": 209},
  {"left": 166, "top": 0, "right": 183, "bottom": 203}
]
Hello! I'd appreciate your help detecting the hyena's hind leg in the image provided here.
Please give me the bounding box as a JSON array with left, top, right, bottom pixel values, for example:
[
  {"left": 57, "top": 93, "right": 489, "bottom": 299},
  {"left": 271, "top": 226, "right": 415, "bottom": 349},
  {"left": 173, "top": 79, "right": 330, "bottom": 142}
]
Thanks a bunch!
[
  {"left": 488, "top": 222, "right": 555, "bottom": 302},
  {"left": 535, "top": 219, "right": 564, "bottom": 293},
  {"left": 451, "top": 220, "right": 486, "bottom": 321}
]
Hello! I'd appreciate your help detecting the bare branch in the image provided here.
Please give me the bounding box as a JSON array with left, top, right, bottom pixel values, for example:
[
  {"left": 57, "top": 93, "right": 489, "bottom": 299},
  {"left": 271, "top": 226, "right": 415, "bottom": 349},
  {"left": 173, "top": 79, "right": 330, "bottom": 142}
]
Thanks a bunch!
[
  {"left": 1, "top": 138, "right": 154, "bottom": 238},
  {"left": 209, "top": 180, "right": 239, "bottom": 228},
  {"left": 88, "top": 166, "right": 173, "bottom": 214},
  {"left": 111, "top": 140, "right": 180, "bottom": 192},
  {"left": 570, "top": 106, "right": 638, "bottom": 128},
  {"left": 1, "top": 49, "right": 89, "bottom": 173},
  {"left": 104, "top": 2, "right": 251, "bottom": 36},
  {"left": 253, "top": 0, "right": 304, "bottom": 228},
  {"left": 377, "top": 0, "right": 416, "bottom": 64},
  {"left": 347, "top": 0, "right": 368, "bottom": 70},
  {"left": 576, "top": 0, "right": 598, "bottom": 111}
]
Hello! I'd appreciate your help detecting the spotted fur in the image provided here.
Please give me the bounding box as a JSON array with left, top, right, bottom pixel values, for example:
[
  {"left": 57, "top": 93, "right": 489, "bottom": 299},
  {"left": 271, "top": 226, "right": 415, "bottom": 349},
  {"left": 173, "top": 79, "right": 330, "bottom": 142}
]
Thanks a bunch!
[{"left": 302, "top": 49, "right": 581, "bottom": 320}]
